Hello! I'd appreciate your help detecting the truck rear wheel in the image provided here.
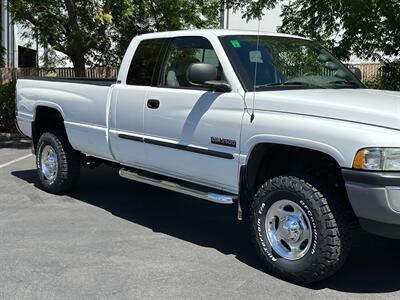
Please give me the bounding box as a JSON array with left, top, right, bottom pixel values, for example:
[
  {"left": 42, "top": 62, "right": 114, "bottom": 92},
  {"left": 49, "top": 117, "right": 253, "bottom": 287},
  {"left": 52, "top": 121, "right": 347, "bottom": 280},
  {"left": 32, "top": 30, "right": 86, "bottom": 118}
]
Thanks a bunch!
[
  {"left": 36, "top": 131, "right": 80, "bottom": 194},
  {"left": 250, "top": 175, "right": 352, "bottom": 284}
]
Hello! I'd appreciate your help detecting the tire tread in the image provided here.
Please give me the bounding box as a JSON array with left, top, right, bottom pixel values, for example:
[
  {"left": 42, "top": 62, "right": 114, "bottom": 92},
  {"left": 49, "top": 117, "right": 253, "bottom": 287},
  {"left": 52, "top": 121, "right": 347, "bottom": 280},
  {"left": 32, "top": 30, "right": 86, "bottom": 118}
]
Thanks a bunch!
[
  {"left": 250, "top": 175, "right": 352, "bottom": 284},
  {"left": 36, "top": 131, "right": 80, "bottom": 194}
]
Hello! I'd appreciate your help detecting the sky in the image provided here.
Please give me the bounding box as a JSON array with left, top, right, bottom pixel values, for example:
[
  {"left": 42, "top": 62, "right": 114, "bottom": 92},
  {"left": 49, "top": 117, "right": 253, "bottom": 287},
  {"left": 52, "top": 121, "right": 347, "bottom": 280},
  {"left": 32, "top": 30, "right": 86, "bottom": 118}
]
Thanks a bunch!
[{"left": 225, "top": 7, "right": 283, "bottom": 33}]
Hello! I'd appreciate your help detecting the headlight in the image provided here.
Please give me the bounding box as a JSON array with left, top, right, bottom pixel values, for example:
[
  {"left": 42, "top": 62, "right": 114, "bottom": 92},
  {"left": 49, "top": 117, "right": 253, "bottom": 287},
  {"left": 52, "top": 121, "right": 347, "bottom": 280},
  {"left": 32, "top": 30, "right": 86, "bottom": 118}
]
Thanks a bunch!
[{"left": 353, "top": 148, "right": 400, "bottom": 171}]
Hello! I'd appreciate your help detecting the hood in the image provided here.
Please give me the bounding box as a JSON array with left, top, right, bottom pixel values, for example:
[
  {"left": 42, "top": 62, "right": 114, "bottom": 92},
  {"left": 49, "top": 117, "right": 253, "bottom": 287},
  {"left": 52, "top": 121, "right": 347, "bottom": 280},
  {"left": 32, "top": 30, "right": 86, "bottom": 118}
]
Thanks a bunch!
[{"left": 252, "top": 89, "right": 400, "bottom": 130}]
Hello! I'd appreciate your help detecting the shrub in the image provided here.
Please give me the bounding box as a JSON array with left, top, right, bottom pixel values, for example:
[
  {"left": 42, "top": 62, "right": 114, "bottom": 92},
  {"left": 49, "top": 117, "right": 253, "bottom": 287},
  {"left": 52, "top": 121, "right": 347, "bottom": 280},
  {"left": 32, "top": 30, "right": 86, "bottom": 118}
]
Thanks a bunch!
[
  {"left": 366, "top": 61, "right": 400, "bottom": 92},
  {"left": 0, "top": 47, "right": 4, "bottom": 68},
  {"left": 0, "top": 82, "right": 17, "bottom": 133},
  {"left": 364, "top": 78, "right": 382, "bottom": 90},
  {"left": 379, "top": 61, "right": 400, "bottom": 91}
]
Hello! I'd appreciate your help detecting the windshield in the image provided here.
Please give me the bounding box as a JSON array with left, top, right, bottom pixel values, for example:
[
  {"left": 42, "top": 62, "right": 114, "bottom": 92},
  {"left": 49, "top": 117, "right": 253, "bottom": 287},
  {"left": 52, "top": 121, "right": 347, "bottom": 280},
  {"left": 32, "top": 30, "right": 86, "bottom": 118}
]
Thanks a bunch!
[{"left": 220, "top": 35, "right": 364, "bottom": 91}]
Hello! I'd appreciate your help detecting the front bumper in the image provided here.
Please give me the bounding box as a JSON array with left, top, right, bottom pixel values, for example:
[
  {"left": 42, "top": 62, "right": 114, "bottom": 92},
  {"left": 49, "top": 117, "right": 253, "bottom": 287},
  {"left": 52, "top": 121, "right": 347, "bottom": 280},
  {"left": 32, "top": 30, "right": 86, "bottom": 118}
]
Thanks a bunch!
[{"left": 342, "top": 169, "right": 400, "bottom": 239}]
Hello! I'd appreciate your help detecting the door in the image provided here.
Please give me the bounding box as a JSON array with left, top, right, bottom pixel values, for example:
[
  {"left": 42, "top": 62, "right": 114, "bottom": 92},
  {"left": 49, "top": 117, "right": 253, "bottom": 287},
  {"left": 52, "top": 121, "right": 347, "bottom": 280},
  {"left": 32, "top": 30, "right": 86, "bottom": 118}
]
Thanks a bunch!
[
  {"left": 143, "top": 36, "right": 244, "bottom": 192},
  {"left": 109, "top": 38, "right": 167, "bottom": 167}
]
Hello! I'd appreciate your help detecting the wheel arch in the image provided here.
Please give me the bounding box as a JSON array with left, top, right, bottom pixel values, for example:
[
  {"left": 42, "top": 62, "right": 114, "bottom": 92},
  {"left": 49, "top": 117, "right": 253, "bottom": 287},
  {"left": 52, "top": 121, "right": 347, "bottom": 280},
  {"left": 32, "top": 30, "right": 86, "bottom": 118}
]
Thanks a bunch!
[
  {"left": 33, "top": 101, "right": 65, "bottom": 120},
  {"left": 244, "top": 141, "right": 345, "bottom": 193},
  {"left": 244, "top": 135, "right": 347, "bottom": 168},
  {"left": 239, "top": 140, "right": 356, "bottom": 225},
  {"left": 32, "top": 105, "right": 67, "bottom": 153}
]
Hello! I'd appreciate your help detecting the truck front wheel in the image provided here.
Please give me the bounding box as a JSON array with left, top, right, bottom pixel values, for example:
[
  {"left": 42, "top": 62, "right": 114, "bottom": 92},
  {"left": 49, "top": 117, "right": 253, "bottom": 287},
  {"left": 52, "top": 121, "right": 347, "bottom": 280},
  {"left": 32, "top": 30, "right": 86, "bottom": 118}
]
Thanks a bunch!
[
  {"left": 36, "top": 131, "right": 80, "bottom": 194},
  {"left": 251, "top": 176, "right": 352, "bottom": 284}
]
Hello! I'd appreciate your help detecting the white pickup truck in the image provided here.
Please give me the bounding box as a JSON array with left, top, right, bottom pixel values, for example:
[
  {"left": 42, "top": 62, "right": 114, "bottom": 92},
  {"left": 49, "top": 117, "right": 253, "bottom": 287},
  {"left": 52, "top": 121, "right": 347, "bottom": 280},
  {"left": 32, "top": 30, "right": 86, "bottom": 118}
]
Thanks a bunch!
[{"left": 16, "top": 29, "right": 400, "bottom": 283}]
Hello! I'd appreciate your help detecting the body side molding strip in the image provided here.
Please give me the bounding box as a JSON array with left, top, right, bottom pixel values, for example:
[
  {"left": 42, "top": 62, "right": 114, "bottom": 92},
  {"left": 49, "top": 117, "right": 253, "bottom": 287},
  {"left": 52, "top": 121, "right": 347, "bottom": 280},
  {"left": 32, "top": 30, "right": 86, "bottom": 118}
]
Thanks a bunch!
[
  {"left": 118, "top": 133, "right": 234, "bottom": 159},
  {"left": 118, "top": 133, "right": 144, "bottom": 143}
]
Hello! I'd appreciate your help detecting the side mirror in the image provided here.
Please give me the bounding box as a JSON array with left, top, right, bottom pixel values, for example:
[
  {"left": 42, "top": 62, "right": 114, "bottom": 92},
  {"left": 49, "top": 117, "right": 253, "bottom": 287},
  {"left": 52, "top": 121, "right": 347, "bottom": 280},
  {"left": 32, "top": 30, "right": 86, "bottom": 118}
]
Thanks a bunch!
[
  {"left": 350, "top": 67, "right": 362, "bottom": 80},
  {"left": 187, "top": 63, "right": 231, "bottom": 92}
]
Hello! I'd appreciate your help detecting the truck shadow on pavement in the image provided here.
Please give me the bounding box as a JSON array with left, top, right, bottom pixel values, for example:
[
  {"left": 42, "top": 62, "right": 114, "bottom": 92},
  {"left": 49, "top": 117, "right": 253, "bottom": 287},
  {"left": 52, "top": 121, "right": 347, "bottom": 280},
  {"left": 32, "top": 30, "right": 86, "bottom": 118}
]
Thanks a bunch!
[
  {"left": 12, "top": 165, "right": 400, "bottom": 294},
  {"left": 0, "top": 138, "right": 31, "bottom": 149}
]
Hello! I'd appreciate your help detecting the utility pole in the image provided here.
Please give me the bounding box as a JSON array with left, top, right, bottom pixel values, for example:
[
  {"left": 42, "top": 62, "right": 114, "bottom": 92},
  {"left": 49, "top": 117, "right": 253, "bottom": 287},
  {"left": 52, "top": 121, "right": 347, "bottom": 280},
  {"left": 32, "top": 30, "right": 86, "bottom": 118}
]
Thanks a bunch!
[
  {"left": 219, "top": 2, "right": 225, "bottom": 29},
  {"left": 1, "top": 0, "right": 9, "bottom": 67},
  {"left": 36, "top": 30, "right": 39, "bottom": 68},
  {"left": 219, "top": 1, "right": 230, "bottom": 29},
  {"left": 34, "top": 15, "right": 39, "bottom": 69}
]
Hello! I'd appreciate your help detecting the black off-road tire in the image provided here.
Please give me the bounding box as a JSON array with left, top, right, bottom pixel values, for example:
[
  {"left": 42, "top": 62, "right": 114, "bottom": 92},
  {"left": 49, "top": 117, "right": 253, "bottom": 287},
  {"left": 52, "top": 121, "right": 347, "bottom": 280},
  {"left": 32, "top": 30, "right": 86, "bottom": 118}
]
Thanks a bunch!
[
  {"left": 36, "top": 131, "right": 80, "bottom": 194},
  {"left": 250, "top": 175, "right": 352, "bottom": 284}
]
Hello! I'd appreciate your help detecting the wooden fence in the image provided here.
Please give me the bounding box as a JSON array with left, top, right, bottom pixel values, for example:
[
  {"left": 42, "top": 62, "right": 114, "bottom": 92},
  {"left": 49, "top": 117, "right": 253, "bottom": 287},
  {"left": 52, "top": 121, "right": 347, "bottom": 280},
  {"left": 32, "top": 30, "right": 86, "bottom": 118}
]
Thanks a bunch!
[
  {"left": 1, "top": 67, "right": 119, "bottom": 84},
  {"left": 346, "top": 63, "right": 384, "bottom": 82},
  {"left": 17, "top": 67, "right": 119, "bottom": 79},
  {"left": 0, "top": 68, "right": 14, "bottom": 84}
]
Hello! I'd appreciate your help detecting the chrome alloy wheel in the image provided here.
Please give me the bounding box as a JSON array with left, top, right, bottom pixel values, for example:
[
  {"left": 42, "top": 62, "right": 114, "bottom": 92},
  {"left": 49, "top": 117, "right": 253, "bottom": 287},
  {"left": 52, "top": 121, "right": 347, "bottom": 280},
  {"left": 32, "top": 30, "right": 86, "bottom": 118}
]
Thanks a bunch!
[
  {"left": 40, "top": 145, "right": 58, "bottom": 183},
  {"left": 265, "top": 199, "right": 312, "bottom": 260}
]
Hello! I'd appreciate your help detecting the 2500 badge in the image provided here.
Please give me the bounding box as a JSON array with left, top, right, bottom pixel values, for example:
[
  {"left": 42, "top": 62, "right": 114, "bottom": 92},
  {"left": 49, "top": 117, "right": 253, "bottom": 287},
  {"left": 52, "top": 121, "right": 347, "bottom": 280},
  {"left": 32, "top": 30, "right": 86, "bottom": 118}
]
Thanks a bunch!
[{"left": 211, "top": 137, "right": 237, "bottom": 148}]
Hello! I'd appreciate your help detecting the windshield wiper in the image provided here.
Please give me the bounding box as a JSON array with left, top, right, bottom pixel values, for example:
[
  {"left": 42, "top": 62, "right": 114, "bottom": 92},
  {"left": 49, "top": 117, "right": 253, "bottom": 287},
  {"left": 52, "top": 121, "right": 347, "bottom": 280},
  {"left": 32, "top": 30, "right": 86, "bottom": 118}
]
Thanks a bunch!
[
  {"left": 255, "top": 81, "right": 324, "bottom": 89},
  {"left": 327, "top": 80, "right": 360, "bottom": 88}
]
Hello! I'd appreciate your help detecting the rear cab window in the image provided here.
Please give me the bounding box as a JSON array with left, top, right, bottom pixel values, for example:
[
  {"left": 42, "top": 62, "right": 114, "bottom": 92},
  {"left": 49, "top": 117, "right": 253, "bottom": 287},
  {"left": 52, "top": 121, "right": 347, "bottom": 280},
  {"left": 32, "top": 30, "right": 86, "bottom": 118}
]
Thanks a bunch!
[{"left": 126, "top": 38, "right": 167, "bottom": 86}]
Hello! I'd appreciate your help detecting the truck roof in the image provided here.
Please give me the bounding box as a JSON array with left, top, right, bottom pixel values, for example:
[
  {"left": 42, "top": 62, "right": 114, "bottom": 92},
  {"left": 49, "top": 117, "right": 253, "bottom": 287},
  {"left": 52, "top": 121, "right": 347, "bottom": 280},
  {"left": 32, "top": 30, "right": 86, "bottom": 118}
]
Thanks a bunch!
[{"left": 137, "top": 29, "right": 310, "bottom": 41}]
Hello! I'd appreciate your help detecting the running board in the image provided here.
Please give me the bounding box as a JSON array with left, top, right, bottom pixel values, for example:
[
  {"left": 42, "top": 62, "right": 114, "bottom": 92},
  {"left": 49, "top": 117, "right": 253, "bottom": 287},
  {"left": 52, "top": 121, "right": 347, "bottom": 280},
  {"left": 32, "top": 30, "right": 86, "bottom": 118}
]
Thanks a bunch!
[{"left": 119, "top": 168, "right": 236, "bottom": 205}]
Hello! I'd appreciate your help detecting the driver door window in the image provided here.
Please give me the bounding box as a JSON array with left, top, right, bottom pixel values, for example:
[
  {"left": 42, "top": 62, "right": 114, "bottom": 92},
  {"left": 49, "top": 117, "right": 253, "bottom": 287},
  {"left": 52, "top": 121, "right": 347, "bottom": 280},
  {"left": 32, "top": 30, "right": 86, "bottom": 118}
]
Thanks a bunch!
[{"left": 160, "top": 37, "right": 224, "bottom": 88}]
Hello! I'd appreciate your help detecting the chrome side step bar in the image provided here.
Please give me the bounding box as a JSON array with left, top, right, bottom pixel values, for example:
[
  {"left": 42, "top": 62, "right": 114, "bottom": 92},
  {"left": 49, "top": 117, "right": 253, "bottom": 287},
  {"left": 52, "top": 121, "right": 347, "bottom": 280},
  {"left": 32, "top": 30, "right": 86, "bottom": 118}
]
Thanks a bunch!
[{"left": 119, "top": 168, "right": 236, "bottom": 205}]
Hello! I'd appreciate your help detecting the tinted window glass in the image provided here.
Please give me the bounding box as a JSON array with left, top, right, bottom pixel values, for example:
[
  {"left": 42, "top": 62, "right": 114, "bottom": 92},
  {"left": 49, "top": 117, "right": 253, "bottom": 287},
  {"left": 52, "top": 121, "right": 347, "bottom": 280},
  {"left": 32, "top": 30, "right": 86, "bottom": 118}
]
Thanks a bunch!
[
  {"left": 159, "top": 37, "right": 223, "bottom": 88},
  {"left": 126, "top": 39, "right": 165, "bottom": 86}
]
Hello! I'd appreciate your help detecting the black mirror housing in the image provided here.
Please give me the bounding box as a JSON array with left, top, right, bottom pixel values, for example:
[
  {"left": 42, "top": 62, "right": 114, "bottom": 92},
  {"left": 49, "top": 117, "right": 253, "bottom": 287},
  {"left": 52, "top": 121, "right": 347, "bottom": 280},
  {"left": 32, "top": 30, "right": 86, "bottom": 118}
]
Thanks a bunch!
[
  {"left": 187, "top": 63, "right": 217, "bottom": 85},
  {"left": 187, "top": 63, "right": 231, "bottom": 92}
]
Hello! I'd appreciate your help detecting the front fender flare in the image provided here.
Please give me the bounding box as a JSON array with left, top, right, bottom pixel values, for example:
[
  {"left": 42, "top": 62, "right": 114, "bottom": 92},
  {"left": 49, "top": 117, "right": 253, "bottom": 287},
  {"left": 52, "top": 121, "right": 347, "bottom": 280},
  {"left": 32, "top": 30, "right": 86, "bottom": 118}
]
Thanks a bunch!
[{"left": 243, "top": 134, "right": 347, "bottom": 167}]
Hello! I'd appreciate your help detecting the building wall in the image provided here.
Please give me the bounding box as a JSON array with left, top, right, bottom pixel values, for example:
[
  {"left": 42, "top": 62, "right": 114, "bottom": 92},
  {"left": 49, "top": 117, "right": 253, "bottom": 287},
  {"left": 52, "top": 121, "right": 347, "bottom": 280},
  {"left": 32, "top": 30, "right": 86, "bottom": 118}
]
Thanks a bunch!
[{"left": 1, "top": 0, "right": 37, "bottom": 68}]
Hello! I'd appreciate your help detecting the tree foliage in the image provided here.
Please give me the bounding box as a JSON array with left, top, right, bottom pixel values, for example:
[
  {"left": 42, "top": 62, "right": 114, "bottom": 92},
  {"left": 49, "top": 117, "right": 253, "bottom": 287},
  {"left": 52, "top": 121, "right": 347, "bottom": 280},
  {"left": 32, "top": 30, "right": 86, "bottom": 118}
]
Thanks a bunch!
[
  {"left": 365, "top": 61, "right": 400, "bottom": 91},
  {"left": 111, "top": 0, "right": 220, "bottom": 60},
  {"left": 9, "top": 0, "right": 114, "bottom": 76},
  {"left": 8, "top": 0, "right": 220, "bottom": 76},
  {"left": 229, "top": 0, "right": 400, "bottom": 61},
  {"left": 380, "top": 61, "right": 400, "bottom": 91}
]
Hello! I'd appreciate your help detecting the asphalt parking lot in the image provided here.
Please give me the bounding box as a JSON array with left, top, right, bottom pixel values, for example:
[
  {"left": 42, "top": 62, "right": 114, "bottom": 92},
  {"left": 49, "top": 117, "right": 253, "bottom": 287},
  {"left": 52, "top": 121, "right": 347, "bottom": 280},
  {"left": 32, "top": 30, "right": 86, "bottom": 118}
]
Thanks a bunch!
[{"left": 1, "top": 139, "right": 400, "bottom": 299}]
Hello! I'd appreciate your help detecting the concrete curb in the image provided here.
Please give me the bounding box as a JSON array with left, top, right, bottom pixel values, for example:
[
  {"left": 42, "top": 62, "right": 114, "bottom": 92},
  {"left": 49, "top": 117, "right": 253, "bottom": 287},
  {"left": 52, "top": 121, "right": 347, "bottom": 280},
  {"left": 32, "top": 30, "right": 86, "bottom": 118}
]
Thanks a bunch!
[{"left": 0, "top": 132, "right": 27, "bottom": 141}]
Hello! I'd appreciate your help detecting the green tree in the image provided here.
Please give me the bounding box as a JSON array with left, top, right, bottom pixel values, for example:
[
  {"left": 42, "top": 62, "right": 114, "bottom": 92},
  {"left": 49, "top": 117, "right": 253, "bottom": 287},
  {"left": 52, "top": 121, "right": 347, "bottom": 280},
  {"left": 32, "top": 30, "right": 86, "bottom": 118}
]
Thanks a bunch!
[
  {"left": 9, "top": 0, "right": 220, "bottom": 76},
  {"left": 9, "top": 0, "right": 114, "bottom": 77},
  {"left": 376, "top": 61, "right": 400, "bottom": 91},
  {"left": 111, "top": 0, "right": 220, "bottom": 60},
  {"left": 228, "top": 0, "right": 400, "bottom": 61}
]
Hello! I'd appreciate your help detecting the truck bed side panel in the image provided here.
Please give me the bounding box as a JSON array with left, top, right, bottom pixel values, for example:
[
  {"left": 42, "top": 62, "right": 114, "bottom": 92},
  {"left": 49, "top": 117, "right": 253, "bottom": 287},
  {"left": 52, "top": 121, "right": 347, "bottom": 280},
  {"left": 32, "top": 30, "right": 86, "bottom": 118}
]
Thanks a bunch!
[{"left": 16, "top": 79, "right": 114, "bottom": 160}]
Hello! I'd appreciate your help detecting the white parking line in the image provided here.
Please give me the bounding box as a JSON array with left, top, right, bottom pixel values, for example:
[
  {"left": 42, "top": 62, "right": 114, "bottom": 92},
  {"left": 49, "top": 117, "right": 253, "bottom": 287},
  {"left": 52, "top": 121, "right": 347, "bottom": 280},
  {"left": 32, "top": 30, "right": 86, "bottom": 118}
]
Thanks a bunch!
[{"left": 0, "top": 154, "right": 33, "bottom": 169}]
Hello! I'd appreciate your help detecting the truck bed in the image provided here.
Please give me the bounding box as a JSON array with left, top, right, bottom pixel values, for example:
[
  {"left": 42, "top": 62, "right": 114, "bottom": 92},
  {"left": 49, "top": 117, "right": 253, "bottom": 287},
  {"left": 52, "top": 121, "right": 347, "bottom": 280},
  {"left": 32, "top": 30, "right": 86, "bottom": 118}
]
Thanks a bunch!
[{"left": 16, "top": 77, "right": 115, "bottom": 160}]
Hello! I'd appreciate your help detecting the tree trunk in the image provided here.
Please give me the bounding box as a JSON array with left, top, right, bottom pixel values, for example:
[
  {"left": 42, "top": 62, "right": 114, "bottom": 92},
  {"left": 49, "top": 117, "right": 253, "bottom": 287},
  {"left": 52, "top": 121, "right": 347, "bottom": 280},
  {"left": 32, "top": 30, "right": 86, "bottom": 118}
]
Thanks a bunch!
[{"left": 71, "top": 55, "right": 86, "bottom": 78}]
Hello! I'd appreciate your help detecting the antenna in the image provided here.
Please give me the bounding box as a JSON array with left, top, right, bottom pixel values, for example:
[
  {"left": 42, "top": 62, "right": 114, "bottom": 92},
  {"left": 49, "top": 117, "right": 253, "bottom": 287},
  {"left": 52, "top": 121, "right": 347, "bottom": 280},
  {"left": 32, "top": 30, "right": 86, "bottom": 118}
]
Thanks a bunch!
[{"left": 250, "top": 17, "right": 261, "bottom": 123}]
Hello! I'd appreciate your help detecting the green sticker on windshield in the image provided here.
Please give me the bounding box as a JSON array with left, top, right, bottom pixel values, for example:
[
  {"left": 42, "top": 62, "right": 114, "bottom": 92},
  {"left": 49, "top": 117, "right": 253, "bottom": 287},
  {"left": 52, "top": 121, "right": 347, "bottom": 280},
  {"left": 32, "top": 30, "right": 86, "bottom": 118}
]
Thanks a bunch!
[{"left": 230, "top": 40, "right": 241, "bottom": 48}]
